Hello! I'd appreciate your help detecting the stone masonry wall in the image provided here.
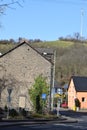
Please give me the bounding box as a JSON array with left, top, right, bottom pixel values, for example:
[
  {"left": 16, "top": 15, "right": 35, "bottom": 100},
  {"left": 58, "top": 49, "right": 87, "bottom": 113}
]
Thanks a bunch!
[{"left": 0, "top": 43, "right": 52, "bottom": 111}]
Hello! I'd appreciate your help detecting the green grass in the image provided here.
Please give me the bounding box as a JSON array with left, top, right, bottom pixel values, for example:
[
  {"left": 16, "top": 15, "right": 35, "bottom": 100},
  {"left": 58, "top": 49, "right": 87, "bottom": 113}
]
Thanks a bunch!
[
  {"left": 0, "top": 43, "right": 16, "bottom": 54},
  {"left": 32, "top": 40, "right": 74, "bottom": 48},
  {"left": 31, "top": 113, "right": 57, "bottom": 119}
]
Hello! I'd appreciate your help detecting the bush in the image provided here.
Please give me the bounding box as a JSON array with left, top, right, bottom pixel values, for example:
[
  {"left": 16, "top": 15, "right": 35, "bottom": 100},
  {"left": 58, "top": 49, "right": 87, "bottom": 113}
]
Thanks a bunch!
[
  {"left": 19, "top": 108, "right": 27, "bottom": 117},
  {"left": 4, "top": 105, "right": 8, "bottom": 112},
  {"left": 9, "top": 109, "right": 19, "bottom": 117},
  {"left": 75, "top": 98, "right": 80, "bottom": 107}
]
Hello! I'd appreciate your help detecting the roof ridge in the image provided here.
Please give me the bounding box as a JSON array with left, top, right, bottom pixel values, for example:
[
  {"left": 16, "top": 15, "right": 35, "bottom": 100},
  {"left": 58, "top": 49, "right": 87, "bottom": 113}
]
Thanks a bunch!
[{"left": 0, "top": 41, "right": 53, "bottom": 64}]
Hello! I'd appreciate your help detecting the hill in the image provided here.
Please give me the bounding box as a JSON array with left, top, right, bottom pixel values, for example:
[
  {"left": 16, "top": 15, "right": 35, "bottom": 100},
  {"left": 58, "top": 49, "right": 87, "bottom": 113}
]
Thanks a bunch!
[
  {"left": 31, "top": 40, "right": 74, "bottom": 48},
  {"left": 32, "top": 40, "right": 87, "bottom": 85},
  {"left": 0, "top": 40, "right": 87, "bottom": 86}
]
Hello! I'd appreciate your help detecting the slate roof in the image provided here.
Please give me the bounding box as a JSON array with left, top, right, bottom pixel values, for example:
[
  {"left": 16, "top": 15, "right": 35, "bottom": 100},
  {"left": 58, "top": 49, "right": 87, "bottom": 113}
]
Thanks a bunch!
[
  {"left": 36, "top": 48, "right": 54, "bottom": 63},
  {"left": 71, "top": 76, "right": 87, "bottom": 92}
]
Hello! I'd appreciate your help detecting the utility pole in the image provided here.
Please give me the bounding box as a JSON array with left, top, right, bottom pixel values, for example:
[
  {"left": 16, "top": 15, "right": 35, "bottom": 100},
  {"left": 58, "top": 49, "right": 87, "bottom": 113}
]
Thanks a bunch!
[
  {"left": 51, "top": 50, "right": 56, "bottom": 111},
  {"left": 49, "top": 50, "right": 56, "bottom": 111}
]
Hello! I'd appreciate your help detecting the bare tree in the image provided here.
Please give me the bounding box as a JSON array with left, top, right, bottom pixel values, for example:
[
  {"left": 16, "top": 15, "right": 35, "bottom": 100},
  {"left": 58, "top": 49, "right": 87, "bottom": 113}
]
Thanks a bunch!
[{"left": 0, "top": 0, "right": 24, "bottom": 15}]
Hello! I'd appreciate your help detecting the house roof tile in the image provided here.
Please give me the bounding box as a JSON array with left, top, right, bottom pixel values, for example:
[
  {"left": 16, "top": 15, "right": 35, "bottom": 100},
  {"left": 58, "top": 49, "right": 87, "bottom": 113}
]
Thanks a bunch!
[{"left": 72, "top": 76, "right": 87, "bottom": 92}]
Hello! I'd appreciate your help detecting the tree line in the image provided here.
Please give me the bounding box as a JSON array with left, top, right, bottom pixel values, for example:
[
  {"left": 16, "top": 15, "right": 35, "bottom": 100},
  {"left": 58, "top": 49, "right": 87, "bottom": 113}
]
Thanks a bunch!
[
  {"left": 55, "top": 43, "right": 87, "bottom": 85},
  {"left": 59, "top": 32, "right": 87, "bottom": 43}
]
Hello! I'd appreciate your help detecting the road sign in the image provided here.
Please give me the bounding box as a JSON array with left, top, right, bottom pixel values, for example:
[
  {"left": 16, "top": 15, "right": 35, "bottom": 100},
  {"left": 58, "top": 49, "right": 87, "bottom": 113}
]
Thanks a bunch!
[{"left": 41, "top": 93, "right": 46, "bottom": 100}]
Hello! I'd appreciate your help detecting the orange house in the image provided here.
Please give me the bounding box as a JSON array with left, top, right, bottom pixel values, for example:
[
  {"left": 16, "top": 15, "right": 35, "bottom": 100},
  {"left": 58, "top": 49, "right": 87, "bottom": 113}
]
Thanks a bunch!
[{"left": 68, "top": 76, "right": 87, "bottom": 110}]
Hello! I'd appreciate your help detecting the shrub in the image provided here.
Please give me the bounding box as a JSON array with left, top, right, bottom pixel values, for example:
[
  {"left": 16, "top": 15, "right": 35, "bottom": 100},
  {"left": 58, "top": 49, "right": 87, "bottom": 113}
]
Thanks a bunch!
[
  {"left": 4, "top": 105, "right": 8, "bottom": 112},
  {"left": 75, "top": 98, "right": 80, "bottom": 107},
  {"left": 19, "top": 108, "right": 27, "bottom": 117},
  {"left": 9, "top": 109, "right": 19, "bottom": 117}
]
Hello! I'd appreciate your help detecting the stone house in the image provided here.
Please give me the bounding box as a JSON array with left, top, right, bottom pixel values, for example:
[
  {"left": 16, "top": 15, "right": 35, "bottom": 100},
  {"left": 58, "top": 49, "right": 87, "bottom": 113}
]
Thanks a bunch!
[
  {"left": 0, "top": 41, "right": 55, "bottom": 111},
  {"left": 68, "top": 76, "right": 87, "bottom": 110}
]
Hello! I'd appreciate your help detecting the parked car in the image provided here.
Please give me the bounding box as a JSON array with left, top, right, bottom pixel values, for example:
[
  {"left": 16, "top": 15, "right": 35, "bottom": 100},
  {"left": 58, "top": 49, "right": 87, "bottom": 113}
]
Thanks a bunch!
[{"left": 60, "top": 102, "right": 68, "bottom": 108}]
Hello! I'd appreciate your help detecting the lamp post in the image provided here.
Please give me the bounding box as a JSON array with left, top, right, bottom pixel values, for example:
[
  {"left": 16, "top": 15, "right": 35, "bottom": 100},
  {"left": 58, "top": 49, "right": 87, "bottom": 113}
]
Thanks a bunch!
[{"left": 7, "top": 87, "right": 13, "bottom": 119}]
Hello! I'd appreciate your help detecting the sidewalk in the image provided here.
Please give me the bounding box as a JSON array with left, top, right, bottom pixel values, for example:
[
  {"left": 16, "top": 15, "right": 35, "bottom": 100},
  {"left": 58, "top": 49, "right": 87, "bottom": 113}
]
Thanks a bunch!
[{"left": 0, "top": 116, "right": 78, "bottom": 127}]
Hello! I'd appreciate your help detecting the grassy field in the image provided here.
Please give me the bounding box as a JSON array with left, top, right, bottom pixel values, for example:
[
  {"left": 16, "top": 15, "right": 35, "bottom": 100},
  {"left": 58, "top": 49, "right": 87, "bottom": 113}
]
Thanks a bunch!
[
  {"left": 0, "top": 43, "right": 16, "bottom": 54},
  {"left": 32, "top": 40, "right": 74, "bottom": 48}
]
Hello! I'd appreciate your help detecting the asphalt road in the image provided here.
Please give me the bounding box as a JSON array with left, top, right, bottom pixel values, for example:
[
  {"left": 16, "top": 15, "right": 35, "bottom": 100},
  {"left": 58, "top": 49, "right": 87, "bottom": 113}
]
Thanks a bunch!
[
  {"left": 0, "top": 122, "right": 87, "bottom": 130},
  {"left": 59, "top": 108, "right": 87, "bottom": 122},
  {"left": 1, "top": 108, "right": 87, "bottom": 130}
]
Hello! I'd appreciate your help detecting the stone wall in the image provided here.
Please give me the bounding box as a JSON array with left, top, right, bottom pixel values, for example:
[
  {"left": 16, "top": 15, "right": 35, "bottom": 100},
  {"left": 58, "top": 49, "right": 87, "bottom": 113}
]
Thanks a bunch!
[{"left": 0, "top": 43, "right": 52, "bottom": 111}]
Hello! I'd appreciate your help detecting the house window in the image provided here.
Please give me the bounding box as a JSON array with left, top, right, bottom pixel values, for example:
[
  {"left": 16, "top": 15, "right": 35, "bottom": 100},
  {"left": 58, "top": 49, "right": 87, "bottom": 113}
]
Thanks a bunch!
[{"left": 82, "top": 97, "right": 85, "bottom": 102}]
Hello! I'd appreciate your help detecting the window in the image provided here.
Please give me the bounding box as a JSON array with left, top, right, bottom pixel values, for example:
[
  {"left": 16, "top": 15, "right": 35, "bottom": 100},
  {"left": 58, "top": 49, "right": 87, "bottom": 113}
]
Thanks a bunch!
[{"left": 82, "top": 97, "right": 85, "bottom": 102}]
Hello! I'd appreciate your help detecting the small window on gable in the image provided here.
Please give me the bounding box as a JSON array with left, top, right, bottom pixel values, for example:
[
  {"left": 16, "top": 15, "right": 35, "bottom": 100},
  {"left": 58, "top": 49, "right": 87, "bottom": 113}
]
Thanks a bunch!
[{"left": 82, "top": 97, "right": 85, "bottom": 102}]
